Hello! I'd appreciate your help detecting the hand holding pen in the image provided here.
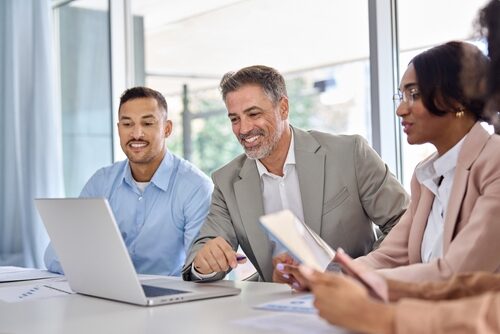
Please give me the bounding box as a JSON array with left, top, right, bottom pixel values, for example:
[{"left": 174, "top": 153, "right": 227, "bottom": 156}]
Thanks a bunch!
[{"left": 193, "top": 236, "right": 247, "bottom": 274}]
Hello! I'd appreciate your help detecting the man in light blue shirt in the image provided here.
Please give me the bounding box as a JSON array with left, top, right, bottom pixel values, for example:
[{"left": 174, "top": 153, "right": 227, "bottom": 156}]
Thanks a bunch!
[{"left": 44, "top": 87, "right": 213, "bottom": 276}]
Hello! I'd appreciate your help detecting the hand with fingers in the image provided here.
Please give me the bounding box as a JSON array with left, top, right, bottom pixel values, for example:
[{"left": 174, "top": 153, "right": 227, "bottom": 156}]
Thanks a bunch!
[
  {"left": 272, "top": 253, "right": 309, "bottom": 291},
  {"left": 193, "top": 236, "right": 247, "bottom": 275},
  {"left": 333, "top": 248, "right": 388, "bottom": 301},
  {"left": 298, "top": 266, "right": 394, "bottom": 334}
]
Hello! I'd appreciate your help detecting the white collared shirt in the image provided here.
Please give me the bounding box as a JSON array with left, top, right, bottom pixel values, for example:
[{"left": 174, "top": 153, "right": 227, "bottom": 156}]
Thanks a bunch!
[
  {"left": 191, "top": 130, "right": 304, "bottom": 278},
  {"left": 255, "top": 131, "right": 305, "bottom": 256},
  {"left": 417, "top": 136, "right": 466, "bottom": 263}
]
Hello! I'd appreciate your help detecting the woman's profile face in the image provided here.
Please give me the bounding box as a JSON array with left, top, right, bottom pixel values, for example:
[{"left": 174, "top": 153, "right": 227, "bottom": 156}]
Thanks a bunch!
[{"left": 396, "top": 64, "right": 454, "bottom": 148}]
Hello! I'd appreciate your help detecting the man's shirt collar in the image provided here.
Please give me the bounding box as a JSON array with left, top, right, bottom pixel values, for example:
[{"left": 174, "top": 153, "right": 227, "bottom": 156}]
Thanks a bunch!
[
  {"left": 256, "top": 130, "right": 295, "bottom": 178},
  {"left": 122, "top": 151, "right": 172, "bottom": 192}
]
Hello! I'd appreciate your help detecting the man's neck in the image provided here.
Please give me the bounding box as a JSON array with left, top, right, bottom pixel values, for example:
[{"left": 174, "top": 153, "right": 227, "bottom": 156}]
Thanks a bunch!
[
  {"left": 129, "top": 152, "right": 166, "bottom": 182},
  {"left": 259, "top": 127, "right": 292, "bottom": 176}
]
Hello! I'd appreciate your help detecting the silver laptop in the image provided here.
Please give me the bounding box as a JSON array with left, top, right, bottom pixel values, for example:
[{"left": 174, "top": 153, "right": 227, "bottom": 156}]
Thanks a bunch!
[{"left": 35, "top": 198, "right": 240, "bottom": 306}]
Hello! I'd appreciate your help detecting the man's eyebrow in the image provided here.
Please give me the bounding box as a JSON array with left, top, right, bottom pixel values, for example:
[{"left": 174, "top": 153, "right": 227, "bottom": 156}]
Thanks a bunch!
[
  {"left": 243, "top": 106, "right": 262, "bottom": 113},
  {"left": 227, "top": 106, "right": 262, "bottom": 118}
]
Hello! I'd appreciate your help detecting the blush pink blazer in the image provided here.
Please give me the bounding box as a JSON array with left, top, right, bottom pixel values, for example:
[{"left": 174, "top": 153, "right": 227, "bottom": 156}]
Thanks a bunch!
[{"left": 357, "top": 122, "right": 500, "bottom": 282}]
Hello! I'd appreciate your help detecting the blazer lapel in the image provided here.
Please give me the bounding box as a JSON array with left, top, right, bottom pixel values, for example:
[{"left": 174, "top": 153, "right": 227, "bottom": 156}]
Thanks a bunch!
[
  {"left": 408, "top": 187, "right": 434, "bottom": 263},
  {"left": 293, "top": 128, "right": 324, "bottom": 236},
  {"left": 234, "top": 158, "right": 272, "bottom": 281},
  {"left": 442, "top": 168, "right": 468, "bottom": 251},
  {"left": 443, "top": 123, "right": 490, "bottom": 252}
]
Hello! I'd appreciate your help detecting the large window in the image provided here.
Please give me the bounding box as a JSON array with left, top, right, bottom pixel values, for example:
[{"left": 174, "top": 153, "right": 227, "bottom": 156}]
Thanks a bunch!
[
  {"left": 53, "top": 0, "right": 113, "bottom": 197},
  {"left": 128, "top": 0, "right": 372, "bottom": 176},
  {"left": 397, "top": 0, "right": 490, "bottom": 189},
  {"left": 52, "top": 0, "right": 493, "bottom": 194}
]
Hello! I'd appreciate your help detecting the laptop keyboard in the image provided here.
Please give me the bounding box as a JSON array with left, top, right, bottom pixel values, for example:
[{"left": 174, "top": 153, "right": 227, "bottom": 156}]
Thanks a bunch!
[{"left": 141, "top": 284, "right": 189, "bottom": 298}]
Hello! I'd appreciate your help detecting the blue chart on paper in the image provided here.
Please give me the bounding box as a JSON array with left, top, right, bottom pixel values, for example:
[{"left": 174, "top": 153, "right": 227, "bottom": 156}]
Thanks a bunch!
[{"left": 254, "top": 294, "right": 317, "bottom": 314}]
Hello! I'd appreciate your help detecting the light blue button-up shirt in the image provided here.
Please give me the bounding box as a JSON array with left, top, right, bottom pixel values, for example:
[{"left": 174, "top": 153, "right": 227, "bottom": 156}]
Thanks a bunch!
[{"left": 44, "top": 151, "right": 213, "bottom": 276}]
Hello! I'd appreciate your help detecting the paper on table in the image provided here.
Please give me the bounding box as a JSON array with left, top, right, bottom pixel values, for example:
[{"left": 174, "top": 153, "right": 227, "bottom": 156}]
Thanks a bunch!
[
  {"left": 259, "top": 210, "right": 335, "bottom": 271},
  {"left": 233, "top": 313, "right": 352, "bottom": 334},
  {"left": 0, "top": 281, "right": 74, "bottom": 303},
  {"left": 0, "top": 266, "right": 62, "bottom": 283},
  {"left": 254, "top": 294, "right": 316, "bottom": 314}
]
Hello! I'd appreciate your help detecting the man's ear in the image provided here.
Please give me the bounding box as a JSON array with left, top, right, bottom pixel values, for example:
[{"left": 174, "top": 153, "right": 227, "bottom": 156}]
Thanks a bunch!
[
  {"left": 164, "top": 120, "right": 173, "bottom": 138},
  {"left": 279, "top": 97, "right": 289, "bottom": 120}
]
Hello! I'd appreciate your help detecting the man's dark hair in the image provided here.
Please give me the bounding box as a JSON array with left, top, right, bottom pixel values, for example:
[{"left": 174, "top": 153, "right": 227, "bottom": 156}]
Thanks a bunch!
[
  {"left": 219, "top": 65, "right": 287, "bottom": 104},
  {"left": 119, "top": 86, "right": 168, "bottom": 118}
]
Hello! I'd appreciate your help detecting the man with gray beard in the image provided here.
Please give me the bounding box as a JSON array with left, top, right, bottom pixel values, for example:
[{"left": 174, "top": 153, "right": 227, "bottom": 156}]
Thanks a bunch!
[{"left": 182, "top": 65, "right": 408, "bottom": 283}]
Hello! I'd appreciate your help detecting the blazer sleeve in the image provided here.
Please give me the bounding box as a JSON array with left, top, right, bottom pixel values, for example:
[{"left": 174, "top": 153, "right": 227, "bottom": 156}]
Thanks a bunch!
[
  {"left": 394, "top": 292, "right": 500, "bottom": 334},
  {"left": 361, "top": 153, "right": 500, "bottom": 282},
  {"left": 355, "top": 171, "right": 420, "bottom": 269},
  {"left": 388, "top": 272, "right": 500, "bottom": 302},
  {"left": 182, "top": 178, "right": 239, "bottom": 281},
  {"left": 380, "top": 167, "right": 500, "bottom": 281},
  {"left": 352, "top": 135, "right": 409, "bottom": 247}
]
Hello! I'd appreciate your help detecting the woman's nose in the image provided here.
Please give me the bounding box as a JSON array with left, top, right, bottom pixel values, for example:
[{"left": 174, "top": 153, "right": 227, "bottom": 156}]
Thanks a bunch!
[{"left": 395, "top": 103, "right": 409, "bottom": 117}]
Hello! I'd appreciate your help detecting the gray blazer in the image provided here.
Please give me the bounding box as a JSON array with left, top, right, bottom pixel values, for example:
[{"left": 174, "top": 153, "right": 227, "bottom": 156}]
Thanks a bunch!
[{"left": 183, "top": 127, "right": 409, "bottom": 282}]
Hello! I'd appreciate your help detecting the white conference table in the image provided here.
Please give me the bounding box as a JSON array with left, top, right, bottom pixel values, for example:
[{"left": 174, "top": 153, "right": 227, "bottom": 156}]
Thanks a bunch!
[{"left": 0, "top": 278, "right": 354, "bottom": 334}]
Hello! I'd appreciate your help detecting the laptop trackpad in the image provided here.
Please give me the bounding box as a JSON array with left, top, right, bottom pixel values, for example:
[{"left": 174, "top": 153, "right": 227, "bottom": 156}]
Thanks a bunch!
[{"left": 141, "top": 284, "right": 189, "bottom": 298}]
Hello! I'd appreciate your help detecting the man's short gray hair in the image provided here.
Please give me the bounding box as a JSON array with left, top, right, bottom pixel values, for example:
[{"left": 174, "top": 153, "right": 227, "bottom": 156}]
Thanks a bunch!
[{"left": 219, "top": 65, "right": 287, "bottom": 105}]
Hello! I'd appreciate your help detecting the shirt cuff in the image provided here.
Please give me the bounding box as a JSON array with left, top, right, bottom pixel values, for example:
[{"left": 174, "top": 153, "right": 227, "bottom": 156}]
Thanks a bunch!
[{"left": 191, "top": 263, "right": 217, "bottom": 279}]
